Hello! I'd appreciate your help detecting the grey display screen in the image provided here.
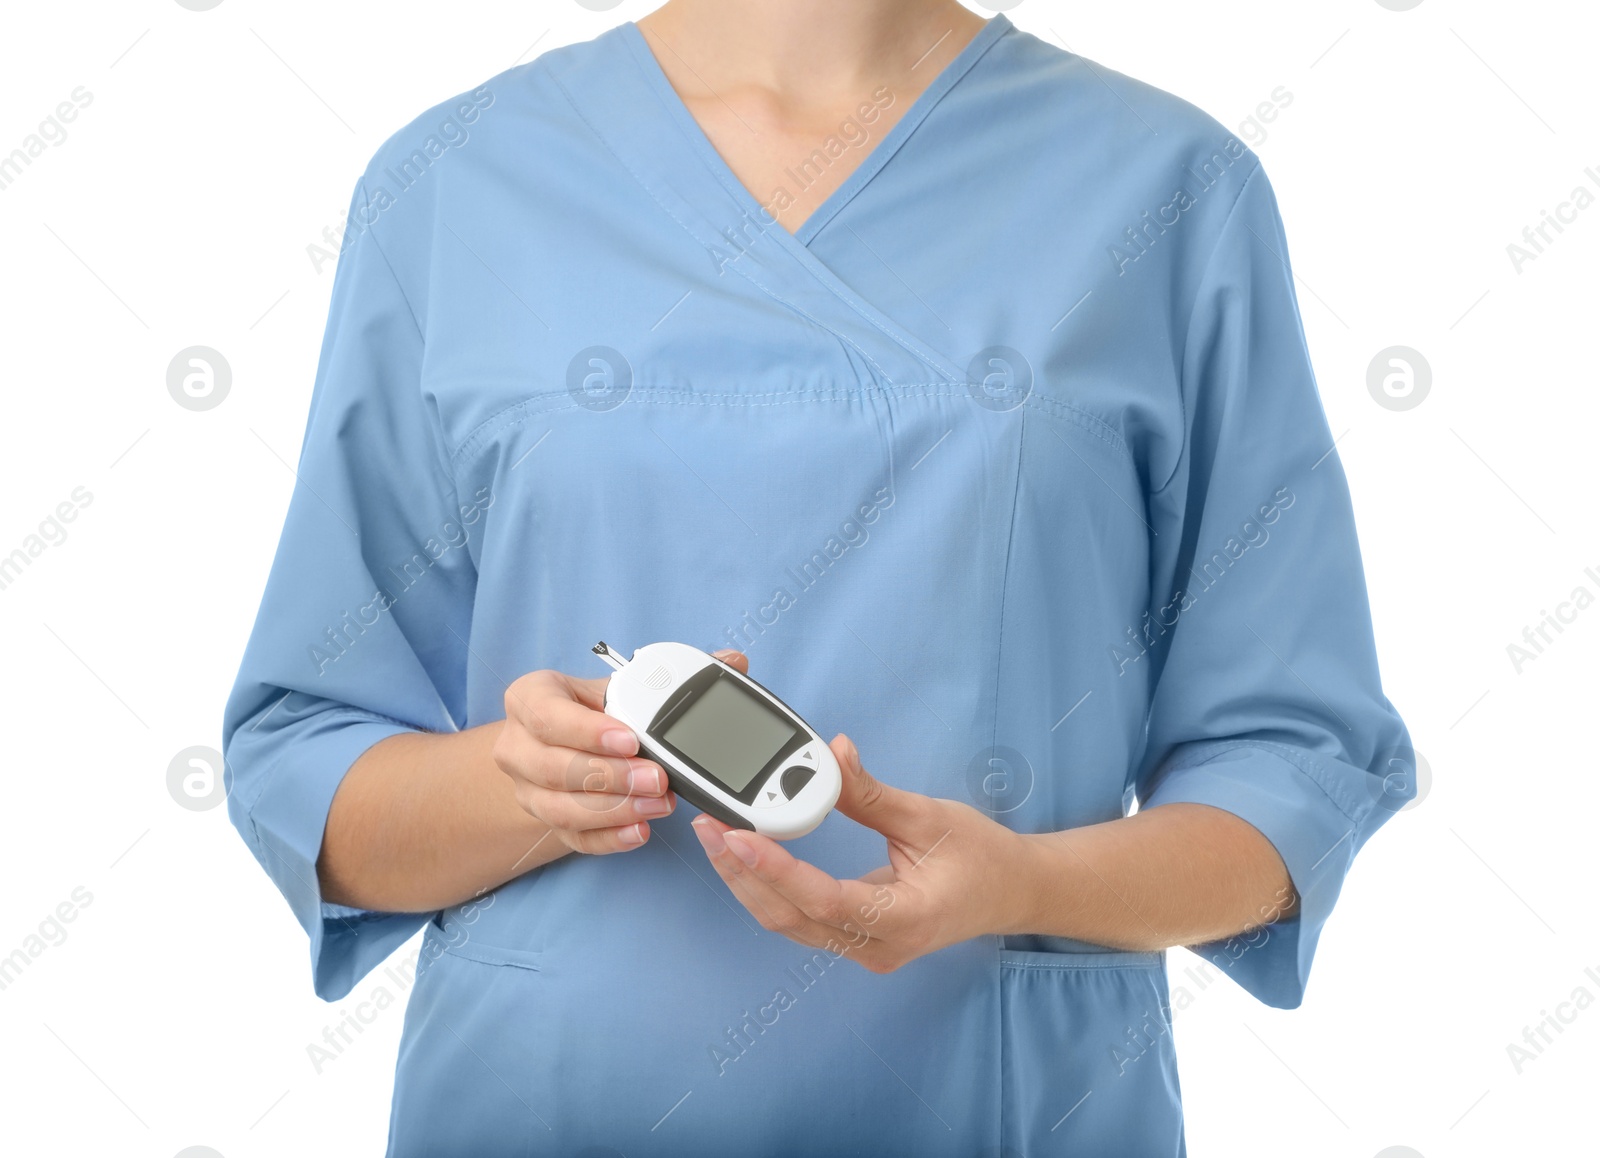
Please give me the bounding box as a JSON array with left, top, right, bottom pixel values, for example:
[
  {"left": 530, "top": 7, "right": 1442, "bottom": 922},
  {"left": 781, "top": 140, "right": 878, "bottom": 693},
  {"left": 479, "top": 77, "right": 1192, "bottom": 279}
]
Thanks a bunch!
[{"left": 660, "top": 676, "right": 800, "bottom": 793}]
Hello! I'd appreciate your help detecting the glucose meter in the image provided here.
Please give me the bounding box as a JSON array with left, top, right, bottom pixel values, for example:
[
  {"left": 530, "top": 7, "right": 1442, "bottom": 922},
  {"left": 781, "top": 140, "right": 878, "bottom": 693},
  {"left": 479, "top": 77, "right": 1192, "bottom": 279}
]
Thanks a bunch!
[{"left": 592, "top": 641, "right": 841, "bottom": 839}]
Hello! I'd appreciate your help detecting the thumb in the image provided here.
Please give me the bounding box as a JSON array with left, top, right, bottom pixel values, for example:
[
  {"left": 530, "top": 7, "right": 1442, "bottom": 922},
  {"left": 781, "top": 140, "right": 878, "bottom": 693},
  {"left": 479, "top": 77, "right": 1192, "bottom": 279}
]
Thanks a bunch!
[
  {"left": 712, "top": 648, "right": 749, "bottom": 675},
  {"left": 830, "top": 734, "right": 927, "bottom": 838}
]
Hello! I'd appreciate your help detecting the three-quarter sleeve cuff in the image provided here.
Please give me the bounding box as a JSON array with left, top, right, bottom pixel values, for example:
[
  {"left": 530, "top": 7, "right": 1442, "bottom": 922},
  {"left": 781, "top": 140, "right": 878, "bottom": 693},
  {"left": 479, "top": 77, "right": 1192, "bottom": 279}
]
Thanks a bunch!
[
  {"left": 227, "top": 711, "right": 432, "bottom": 1001},
  {"left": 1140, "top": 739, "right": 1378, "bottom": 1009}
]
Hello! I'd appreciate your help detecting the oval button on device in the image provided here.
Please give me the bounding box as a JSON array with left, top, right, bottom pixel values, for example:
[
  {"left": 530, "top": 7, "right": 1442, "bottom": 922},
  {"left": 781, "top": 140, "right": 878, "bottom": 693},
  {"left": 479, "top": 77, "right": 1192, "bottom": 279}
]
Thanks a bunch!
[{"left": 780, "top": 765, "right": 816, "bottom": 799}]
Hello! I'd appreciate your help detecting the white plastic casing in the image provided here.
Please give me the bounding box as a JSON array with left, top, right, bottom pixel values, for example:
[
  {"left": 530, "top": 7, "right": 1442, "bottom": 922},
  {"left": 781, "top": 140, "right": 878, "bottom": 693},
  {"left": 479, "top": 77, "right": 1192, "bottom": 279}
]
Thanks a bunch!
[{"left": 601, "top": 642, "right": 841, "bottom": 839}]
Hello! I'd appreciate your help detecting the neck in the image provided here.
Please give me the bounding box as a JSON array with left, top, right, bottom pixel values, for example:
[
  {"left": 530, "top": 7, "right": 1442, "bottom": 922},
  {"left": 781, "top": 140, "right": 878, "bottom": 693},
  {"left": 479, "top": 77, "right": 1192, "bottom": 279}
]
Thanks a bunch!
[{"left": 637, "top": 0, "right": 989, "bottom": 107}]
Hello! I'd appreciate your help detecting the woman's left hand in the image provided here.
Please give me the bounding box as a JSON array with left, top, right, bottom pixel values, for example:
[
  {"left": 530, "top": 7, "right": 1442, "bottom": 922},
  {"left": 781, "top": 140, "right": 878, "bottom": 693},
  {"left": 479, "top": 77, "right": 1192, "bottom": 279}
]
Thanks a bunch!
[{"left": 690, "top": 734, "right": 1038, "bottom": 973}]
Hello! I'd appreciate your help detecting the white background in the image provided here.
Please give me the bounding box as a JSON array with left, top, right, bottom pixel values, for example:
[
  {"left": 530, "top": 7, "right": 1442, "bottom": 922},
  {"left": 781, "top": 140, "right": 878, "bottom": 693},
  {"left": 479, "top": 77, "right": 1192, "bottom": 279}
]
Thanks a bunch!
[{"left": 1, "top": 1, "right": 1594, "bottom": 1154}]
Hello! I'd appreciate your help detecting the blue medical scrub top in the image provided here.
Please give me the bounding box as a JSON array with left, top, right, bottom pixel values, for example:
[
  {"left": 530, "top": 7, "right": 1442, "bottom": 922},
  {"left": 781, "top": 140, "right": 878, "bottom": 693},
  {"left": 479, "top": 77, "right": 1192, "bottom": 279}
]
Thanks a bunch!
[{"left": 222, "top": 14, "right": 1414, "bottom": 1156}]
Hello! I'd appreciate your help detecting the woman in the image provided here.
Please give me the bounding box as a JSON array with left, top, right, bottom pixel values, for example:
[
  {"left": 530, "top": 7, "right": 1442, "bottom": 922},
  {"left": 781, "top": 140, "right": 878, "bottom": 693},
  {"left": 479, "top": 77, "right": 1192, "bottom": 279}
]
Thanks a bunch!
[{"left": 222, "top": 1, "right": 1414, "bottom": 1153}]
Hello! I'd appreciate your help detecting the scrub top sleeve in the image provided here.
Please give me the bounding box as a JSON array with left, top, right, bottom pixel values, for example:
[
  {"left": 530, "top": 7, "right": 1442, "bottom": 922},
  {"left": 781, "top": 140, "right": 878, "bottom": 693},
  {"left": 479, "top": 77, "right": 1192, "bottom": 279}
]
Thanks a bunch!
[
  {"left": 1134, "top": 160, "right": 1414, "bottom": 1010},
  {"left": 222, "top": 174, "right": 475, "bottom": 1001}
]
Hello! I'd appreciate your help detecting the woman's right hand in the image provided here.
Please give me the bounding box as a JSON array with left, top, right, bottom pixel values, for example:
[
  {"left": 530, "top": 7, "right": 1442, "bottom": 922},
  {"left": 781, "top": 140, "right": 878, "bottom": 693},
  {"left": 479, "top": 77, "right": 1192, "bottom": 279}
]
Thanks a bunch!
[{"left": 492, "top": 649, "right": 748, "bottom": 854}]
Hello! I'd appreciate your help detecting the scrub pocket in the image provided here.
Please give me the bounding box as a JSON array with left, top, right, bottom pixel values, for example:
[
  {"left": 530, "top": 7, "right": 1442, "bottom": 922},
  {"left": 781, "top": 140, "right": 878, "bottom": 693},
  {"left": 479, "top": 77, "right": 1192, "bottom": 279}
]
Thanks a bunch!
[
  {"left": 388, "top": 920, "right": 552, "bottom": 1158},
  {"left": 998, "top": 942, "right": 1185, "bottom": 1157}
]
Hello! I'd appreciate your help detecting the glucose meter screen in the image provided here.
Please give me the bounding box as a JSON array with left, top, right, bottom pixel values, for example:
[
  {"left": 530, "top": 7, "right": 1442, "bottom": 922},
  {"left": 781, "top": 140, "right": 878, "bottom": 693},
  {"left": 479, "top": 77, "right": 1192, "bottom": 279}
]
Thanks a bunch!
[{"left": 662, "top": 677, "right": 799, "bottom": 794}]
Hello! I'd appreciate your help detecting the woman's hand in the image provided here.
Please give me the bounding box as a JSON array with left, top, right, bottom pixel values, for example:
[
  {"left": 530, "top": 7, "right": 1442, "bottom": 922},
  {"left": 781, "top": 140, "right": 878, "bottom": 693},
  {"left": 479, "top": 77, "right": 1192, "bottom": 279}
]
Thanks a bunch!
[
  {"left": 493, "top": 650, "right": 749, "bottom": 855},
  {"left": 690, "top": 733, "right": 1037, "bottom": 973}
]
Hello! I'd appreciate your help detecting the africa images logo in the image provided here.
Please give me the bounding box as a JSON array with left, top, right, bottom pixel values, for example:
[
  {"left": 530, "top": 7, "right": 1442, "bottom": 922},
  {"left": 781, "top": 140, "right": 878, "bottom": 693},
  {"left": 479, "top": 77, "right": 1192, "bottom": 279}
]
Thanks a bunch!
[{"left": 1107, "top": 136, "right": 1251, "bottom": 276}]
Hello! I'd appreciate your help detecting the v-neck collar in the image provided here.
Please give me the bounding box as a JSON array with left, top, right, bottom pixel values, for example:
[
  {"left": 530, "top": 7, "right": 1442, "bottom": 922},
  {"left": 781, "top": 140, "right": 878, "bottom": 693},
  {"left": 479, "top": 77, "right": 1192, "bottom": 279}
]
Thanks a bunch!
[
  {"left": 618, "top": 14, "right": 1013, "bottom": 246},
  {"left": 545, "top": 17, "right": 1013, "bottom": 385}
]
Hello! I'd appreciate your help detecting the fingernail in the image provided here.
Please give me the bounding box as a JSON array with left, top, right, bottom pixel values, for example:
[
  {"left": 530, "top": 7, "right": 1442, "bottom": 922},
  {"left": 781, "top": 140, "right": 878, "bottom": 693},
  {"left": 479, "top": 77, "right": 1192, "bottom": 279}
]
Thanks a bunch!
[
  {"left": 619, "top": 823, "right": 647, "bottom": 845},
  {"left": 635, "top": 794, "right": 673, "bottom": 817},
  {"left": 724, "top": 832, "right": 759, "bottom": 866},
  {"left": 692, "top": 816, "right": 725, "bottom": 855},
  {"left": 628, "top": 763, "right": 662, "bottom": 794},
  {"left": 602, "top": 729, "right": 638, "bottom": 755}
]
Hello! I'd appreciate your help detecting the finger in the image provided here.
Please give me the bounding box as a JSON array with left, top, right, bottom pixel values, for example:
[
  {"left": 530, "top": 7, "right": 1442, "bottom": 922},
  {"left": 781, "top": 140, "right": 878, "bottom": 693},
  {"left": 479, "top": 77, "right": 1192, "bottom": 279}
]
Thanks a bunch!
[
  {"left": 558, "top": 670, "right": 613, "bottom": 712},
  {"left": 829, "top": 734, "right": 933, "bottom": 842},
  {"left": 526, "top": 656, "right": 744, "bottom": 745},
  {"left": 719, "top": 828, "right": 857, "bottom": 922},
  {"left": 502, "top": 667, "right": 607, "bottom": 725},
  {"left": 547, "top": 747, "right": 668, "bottom": 797},
  {"left": 559, "top": 651, "right": 743, "bottom": 728},
  {"left": 723, "top": 830, "right": 896, "bottom": 940},
  {"left": 523, "top": 783, "right": 678, "bottom": 830},
  {"left": 694, "top": 817, "right": 885, "bottom": 950},
  {"left": 512, "top": 687, "right": 643, "bottom": 759},
  {"left": 691, "top": 817, "right": 849, "bottom": 949},
  {"left": 566, "top": 819, "right": 658, "bottom": 855},
  {"left": 496, "top": 729, "right": 668, "bottom": 798}
]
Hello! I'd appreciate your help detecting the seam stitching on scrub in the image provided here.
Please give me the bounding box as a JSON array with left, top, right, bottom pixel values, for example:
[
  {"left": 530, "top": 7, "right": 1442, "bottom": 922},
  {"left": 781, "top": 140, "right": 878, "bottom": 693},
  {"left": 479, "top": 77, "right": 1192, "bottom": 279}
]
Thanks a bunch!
[
  {"left": 728, "top": 258, "right": 906, "bottom": 385},
  {"left": 449, "top": 385, "right": 1128, "bottom": 466},
  {"left": 984, "top": 375, "right": 1026, "bottom": 1154},
  {"left": 997, "top": 935, "right": 1008, "bottom": 1152},
  {"left": 241, "top": 706, "right": 419, "bottom": 819},
  {"left": 358, "top": 177, "right": 426, "bottom": 342},
  {"left": 353, "top": 175, "right": 471, "bottom": 528},
  {"left": 997, "top": 957, "right": 1161, "bottom": 971},
  {"left": 989, "top": 407, "right": 1026, "bottom": 829},
  {"left": 1158, "top": 735, "right": 1356, "bottom": 818},
  {"left": 431, "top": 936, "right": 542, "bottom": 972},
  {"left": 1159, "top": 737, "right": 1370, "bottom": 826},
  {"left": 1152, "top": 155, "right": 1266, "bottom": 498},
  {"left": 724, "top": 224, "right": 960, "bottom": 384},
  {"left": 452, "top": 391, "right": 947, "bottom": 464},
  {"left": 1025, "top": 395, "right": 1128, "bottom": 461},
  {"left": 450, "top": 389, "right": 1122, "bottom": 464}
]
